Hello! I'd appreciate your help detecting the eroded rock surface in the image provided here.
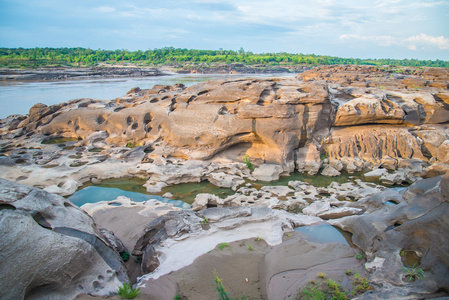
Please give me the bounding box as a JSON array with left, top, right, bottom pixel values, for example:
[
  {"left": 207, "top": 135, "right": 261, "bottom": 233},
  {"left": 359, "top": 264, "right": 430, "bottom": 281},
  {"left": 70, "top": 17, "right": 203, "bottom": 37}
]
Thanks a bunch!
[
  {"left": 1, "top": 66, "right": 448, "bottom": 192},
  {"left": 329, "top": 173, "right": 449, "bottom": 298},
  {"left": 0, "top": 179, "right": 128, "bottom": 300}
]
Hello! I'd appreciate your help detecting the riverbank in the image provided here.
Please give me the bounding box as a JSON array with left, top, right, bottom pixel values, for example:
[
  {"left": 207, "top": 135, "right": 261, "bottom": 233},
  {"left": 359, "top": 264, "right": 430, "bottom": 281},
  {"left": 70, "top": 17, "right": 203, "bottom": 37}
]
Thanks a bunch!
[{"left": 0, "top": 63, "right": 308, "bottom": 82}]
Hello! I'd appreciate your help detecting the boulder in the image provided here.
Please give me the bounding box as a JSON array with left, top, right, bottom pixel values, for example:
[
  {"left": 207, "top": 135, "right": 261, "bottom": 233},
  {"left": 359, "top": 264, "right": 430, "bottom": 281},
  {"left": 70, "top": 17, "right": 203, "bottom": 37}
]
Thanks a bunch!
[
  {"left": 321, "top": 165, "right": 341, "bottom": 177},
  {"left": 192, "top": 193, "right": 223, "bottom": 211},
  {"left": 252, "top": 164, "right": 283, "bottom": 181},
  {"left": 206, "top": 172, "right": 245, "bottom": 190},
  {"left": 364, "top": 168, "right": 388, "bottom": 180},
  {"left": 0, "top": 179, "right": 128, "bottom": 300},
  {"left": 317, "top": 207, "right": 364, "bottom": 219},
  {"left": 302, "top": 201, "right": 331, "bottom": 216}
]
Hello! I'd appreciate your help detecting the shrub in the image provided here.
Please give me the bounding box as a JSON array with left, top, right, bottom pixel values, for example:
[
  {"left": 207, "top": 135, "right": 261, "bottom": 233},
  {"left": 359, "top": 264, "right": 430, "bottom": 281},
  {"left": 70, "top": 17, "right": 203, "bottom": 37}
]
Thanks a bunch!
[{"left": 120, "top": 251, "right": 130, "bottom": 262}]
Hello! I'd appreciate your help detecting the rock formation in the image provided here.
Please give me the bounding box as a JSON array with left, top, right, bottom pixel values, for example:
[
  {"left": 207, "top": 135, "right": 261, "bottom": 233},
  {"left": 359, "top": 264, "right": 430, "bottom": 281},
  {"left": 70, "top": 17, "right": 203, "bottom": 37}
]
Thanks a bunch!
[
  {"left": 0, "top": 179, "right": 128, "bottom": 300},
  {"left": 329, "top": 173, "right": 449, "bottom": 298},
  {"left": 0, "top": 65, "right": 448, "bottom": 194}
]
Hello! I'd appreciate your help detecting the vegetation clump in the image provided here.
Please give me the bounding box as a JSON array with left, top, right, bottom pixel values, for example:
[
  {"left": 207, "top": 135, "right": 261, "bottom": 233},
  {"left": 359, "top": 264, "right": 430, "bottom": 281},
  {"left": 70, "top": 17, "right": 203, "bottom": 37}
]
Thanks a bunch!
[
  {"left": 297, "top": 277, "right": 347, "bottom": 300},
  {"left": 120, "top": 250, "right": 130, "bottom": 262},
  {"left": 217, "top": 242, "right": 231, "bottom": 250},
  {"left": 126, "top": 141, "right": 141, "bottom": 148},
  {"left": 243, "top": 154, "right": 254, "bottom": 171},
  {"left": 116, "top": 282, "right": 141, "bottom": 299},
  {"left": 403, "top": 264, "right": 425, "bottom": 282},
  {"left": 214, "top": 270, "right": 231, "bottom": 300}
]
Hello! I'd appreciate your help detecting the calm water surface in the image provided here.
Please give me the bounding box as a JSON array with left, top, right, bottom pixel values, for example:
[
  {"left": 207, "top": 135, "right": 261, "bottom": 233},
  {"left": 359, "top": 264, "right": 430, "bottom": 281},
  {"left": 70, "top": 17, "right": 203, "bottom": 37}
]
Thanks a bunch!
[{"left": 0, "top": 73, "right": 294, "bottom": 118}]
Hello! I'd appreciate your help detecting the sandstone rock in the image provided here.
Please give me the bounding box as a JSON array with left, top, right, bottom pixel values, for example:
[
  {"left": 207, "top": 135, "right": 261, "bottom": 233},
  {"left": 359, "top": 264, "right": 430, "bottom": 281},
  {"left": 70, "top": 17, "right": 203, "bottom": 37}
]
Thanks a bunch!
[
  {"left": 302, "top": 201, "right": 331, "bottom": 216},
  {"left": 323, "top": 125, "right": 427, "bottom": 171},
  {"left": 2, "top": 68, "right": 449, "bottom": 192},
  {"left": 422, "top": 163, "right": 449, "bottom": 178},
  {"left": 437, "top": 140, "right": 449, "bottom": 163},
  {"left": 329, "top": 175, "right": 449, "bottom": 297},
  {"left": 260, "top": 185, "right": 295, "bottom": 197},
  {"left": 192, "top": 193, "right": 223, "bottom": 211},
  {"left": 334, "top": 96, "right": 405, "bottom": 126},
  {"left": 380, "top": 170, "right": 407, "bottom": 186},
  {"left": 0, "top": 179, "right": 128, "bottom": 300},
  {"left": 317, "top": 207, "right": 364, "bottom": 219},
  {"left": 364, "top": 168, "right": 388, "bottom": 180},
  {"left": 295, "top": 143, "right": 322, "bottom": 175},
  {"left": 43, "top": 178, "right": 81, "bottom": 196},
  {"left": 252, "top": 164, "right": 283, "bottom": 181},
  {"left": 321, "top": 165, "right": 341, "bottom": 177},
  {"left": 206, "top": 172, "right": 245, "bottom": 190}
]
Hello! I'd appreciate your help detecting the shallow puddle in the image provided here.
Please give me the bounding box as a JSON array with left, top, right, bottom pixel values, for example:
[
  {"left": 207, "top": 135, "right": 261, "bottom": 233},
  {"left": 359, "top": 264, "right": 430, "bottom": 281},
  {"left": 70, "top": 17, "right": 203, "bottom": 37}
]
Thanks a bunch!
[
  {"left": 294, "top": 222, "right": 355, "bottom": 247},
  {"left": 160, "top": 181, "right": 235, "bottom": 204},
  {"left": 68, "top": 186, "right": 190, "bottom": 209},
  {"left": 69, "top": 171, "right": 389, "bottom": 209},
  {"left": 253, "top": 171, "right": 368, "bottom": 188},
  {"left": 41, "top": 137, "right": 80, "bottom": 144}
]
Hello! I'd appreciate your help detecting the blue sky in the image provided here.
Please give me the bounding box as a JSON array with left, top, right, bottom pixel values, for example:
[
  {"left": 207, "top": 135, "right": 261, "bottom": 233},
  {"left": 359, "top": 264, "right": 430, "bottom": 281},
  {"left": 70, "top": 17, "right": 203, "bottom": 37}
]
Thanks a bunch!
[{"left": 1, "top": 0, "right": 448, "bottom": 60}]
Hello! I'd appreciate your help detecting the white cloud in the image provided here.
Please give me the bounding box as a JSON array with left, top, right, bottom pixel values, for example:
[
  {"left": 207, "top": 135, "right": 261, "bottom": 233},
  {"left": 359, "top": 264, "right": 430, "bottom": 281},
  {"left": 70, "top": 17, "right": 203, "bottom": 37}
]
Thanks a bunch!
[
  {"left": 339, "top": 34, "right": 449, "bottom": 51},
  {"left": 404, "top": 34, "right": 449, "bottom": 50}
]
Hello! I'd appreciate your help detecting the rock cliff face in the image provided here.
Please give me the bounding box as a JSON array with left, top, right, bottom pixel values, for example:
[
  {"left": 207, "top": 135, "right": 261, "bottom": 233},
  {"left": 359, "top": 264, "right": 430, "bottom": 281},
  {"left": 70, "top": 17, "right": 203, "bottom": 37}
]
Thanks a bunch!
[
  {"left": 0, "top": 179, "right": 128, "bottom": 299},
  {"left": 0, "top": 65, "right": 448, "bottom": 191}
]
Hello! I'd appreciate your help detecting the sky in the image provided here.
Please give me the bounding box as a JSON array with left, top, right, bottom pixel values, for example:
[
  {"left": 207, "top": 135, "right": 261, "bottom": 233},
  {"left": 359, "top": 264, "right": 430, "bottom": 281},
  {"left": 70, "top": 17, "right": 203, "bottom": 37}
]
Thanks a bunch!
[{"left": 0, "top": 0, "right": 448, "bottom": 60}]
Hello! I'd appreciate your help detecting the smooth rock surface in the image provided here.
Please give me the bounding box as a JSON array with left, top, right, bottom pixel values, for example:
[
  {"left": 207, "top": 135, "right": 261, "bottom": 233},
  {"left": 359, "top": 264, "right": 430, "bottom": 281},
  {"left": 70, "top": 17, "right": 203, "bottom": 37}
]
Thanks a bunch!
[{"left": 0, "top": 179, "right": 128, "bottom": 300}]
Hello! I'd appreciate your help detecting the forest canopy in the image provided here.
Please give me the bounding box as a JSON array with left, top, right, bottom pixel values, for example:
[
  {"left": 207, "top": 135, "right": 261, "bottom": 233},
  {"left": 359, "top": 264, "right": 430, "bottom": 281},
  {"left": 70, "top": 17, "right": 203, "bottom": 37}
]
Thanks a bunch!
[{"left": 1, "top": 47, "right": 448, "bottom": 68}]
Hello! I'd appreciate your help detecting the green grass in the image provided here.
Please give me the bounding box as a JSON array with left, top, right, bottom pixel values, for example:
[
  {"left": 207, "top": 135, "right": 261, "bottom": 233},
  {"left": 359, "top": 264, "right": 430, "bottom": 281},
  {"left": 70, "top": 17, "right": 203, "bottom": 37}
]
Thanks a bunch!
[
  {"left": 403, "top": 264, "right": 425, "bottom": 282},
  {"left": 116, "top": 282, "right": 141, "bottom": 299},
  {"left": 218, "top": 242, "right": 231, "bottom": 250},
  {"left": 243, "top": 154, "right": 254, "bottom": 171}
]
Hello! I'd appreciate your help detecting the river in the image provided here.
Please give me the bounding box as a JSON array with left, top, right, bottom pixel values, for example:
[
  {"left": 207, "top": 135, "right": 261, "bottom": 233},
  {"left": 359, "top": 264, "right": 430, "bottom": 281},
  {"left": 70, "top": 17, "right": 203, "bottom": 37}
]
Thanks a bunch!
[{"left": 0, "top": 73, "right": 294, "bottom": 119}]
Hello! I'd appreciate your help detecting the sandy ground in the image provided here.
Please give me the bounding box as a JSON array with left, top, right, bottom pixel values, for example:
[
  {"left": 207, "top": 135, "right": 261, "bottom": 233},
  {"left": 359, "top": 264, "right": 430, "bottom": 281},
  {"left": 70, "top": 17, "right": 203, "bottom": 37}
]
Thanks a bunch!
[{"left": 76, "top": 205, "right": 367, "bottom": 300}]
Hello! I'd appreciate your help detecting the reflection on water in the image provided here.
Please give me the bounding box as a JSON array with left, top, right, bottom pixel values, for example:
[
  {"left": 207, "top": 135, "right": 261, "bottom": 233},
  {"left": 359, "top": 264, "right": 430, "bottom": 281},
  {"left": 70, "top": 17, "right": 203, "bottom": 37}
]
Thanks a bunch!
[
  {"left": 253, "top": 171, "right": 367, "bottom": 188},
  {"left": 71, "top": 171, "right": 381, "bottom": 207},
  {"left": 294, "top": 222, "right": 354, "bottom": 247},
  {"left": 68, "top": 185, "right": 190, "bottom": 209},
  {"left": 160, "top": 181, "right": 236, "bottom": 204},
  {"left": 0, "top": 73, "right": 294, "bottom": 118}
]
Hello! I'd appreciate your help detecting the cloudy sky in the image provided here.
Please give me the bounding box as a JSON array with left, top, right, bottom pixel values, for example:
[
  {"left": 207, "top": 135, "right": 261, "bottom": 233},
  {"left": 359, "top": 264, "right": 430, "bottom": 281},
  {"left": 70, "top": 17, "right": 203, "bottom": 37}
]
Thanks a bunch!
[{"left": 1, "top": 0, "right": 448, "bottom": 60}]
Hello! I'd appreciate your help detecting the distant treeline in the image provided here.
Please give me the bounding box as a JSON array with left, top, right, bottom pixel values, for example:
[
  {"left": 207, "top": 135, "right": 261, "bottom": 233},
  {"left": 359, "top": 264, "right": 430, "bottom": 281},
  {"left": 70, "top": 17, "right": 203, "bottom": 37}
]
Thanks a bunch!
[{"left": 1, "top": 47, "right": 448, "bottom": 68}]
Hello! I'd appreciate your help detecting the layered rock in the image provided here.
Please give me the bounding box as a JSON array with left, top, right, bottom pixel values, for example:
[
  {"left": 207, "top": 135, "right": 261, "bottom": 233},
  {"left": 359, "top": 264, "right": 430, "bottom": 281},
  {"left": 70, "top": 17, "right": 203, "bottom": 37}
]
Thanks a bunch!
[
  {"left": 0, "top": 179, "right": 128, "bottom": 300},
  {"left": 1, "top": 65, "right": 448, "bottom": 193}
]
